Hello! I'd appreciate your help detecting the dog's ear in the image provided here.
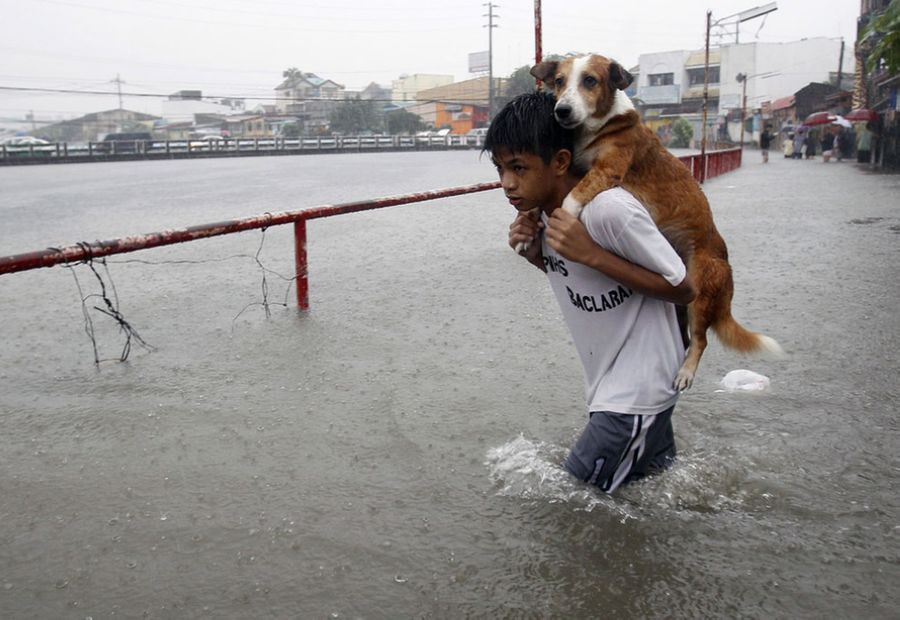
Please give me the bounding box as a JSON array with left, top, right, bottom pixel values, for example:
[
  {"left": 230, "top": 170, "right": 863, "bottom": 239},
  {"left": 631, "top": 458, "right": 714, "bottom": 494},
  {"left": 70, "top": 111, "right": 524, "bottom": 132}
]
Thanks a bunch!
[
  {"left": 530, "top": 61, "right": 559, "bottom": 85},
  {"left": 609, "top": 62, "right": 634, "bottom": 91}
]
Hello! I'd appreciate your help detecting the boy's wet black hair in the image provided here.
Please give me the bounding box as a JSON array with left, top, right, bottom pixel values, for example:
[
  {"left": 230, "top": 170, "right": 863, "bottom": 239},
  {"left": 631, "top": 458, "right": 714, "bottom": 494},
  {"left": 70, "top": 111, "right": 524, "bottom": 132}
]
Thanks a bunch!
[{"left": 483, "top": 91, "right": 575, "bottom": 164}]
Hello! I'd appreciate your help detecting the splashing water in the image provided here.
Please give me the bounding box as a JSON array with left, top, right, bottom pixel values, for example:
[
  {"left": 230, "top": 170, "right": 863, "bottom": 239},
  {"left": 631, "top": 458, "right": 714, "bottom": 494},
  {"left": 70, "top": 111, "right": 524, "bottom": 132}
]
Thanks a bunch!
[
  {"left": 485, "top": 434, "right": 630, "bottom": 517},
  {"left": 620, "top": 449, "right": 753, "bottom": 514},
  {"left": 486, "top": 434, "right": 754, "bottom": 518}
]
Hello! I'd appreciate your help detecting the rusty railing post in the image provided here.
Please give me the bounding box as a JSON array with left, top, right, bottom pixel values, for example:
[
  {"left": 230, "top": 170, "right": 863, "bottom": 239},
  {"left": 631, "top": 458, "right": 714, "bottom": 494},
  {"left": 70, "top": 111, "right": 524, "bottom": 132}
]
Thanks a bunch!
[{"left": 294, "top": 218, "right": 308, "bottom": 310}]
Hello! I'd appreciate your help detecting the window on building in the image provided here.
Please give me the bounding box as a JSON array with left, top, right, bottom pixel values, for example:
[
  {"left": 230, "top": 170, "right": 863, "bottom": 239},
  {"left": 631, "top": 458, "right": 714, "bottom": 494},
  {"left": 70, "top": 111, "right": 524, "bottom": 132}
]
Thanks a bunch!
[
  {"left": 648, "top": 73, "right": 674, "bottom": 86},
  {"left": 687, "top": 66, "right": 720, "bottom": 86}
]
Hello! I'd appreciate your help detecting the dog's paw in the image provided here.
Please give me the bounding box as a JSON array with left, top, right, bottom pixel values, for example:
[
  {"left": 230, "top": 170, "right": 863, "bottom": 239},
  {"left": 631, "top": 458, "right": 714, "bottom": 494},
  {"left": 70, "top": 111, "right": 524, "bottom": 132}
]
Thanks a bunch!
[
  {"left": 561, "top": 193, "right": 584, "bottom": 218},
  {"left": 673, "top": 368, "right": 694, "bottom": 392},
  {"left": 515, "top": 239, "right": 531, "bottom": 255}
]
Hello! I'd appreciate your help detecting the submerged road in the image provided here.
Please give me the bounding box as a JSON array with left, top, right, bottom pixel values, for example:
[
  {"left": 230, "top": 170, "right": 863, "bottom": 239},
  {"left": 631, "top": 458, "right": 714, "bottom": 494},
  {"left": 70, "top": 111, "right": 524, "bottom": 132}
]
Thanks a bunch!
[{"left": 0, "top": 150, "right": 897, "bottom": 618}]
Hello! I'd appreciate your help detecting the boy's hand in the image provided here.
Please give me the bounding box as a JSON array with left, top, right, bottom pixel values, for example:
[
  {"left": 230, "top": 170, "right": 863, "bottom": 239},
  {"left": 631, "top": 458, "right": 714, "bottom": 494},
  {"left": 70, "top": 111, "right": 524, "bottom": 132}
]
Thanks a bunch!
[
  {"left": 545, "top": 208, "right": 595, "bottom": 263},
  {"left": 508, "top": 210, "right": 544, "bottom": 268}
]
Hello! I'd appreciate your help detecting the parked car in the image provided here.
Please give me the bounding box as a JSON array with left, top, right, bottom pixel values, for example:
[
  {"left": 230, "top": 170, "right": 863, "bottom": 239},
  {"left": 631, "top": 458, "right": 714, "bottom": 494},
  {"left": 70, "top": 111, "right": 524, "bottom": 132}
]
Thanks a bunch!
[
  {"left": 189, "top": 135, "right": 227, "bottom": 151},
  {"left": 96, "top": 132, "right": 153, "bottom": 154},
  {"left": 1, "top": 136, "right": 54, "bottom": 158},
  {"left": 2, "top": 136, "right": 51, "bottom": 146}
]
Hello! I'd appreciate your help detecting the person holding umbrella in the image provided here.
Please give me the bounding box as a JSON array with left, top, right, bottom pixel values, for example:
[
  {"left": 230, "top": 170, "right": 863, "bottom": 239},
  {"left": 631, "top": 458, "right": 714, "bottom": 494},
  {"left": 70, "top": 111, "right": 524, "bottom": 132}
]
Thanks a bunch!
[
  {"left": 834, "top": 116, "right": 854, "bottom": 160},
  {"left": 823, "top": 126, "right": 843, "bottom": 163},
  {"left": 805, "top": 128, "right": 818, "bottom": 159}
]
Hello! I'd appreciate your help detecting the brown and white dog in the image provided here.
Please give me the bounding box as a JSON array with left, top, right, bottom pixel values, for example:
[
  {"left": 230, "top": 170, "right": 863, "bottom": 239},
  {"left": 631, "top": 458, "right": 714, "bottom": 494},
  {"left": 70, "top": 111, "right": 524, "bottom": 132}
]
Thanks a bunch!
[{"left": 531, "top": 53, "right": 782, "bottom": 390}]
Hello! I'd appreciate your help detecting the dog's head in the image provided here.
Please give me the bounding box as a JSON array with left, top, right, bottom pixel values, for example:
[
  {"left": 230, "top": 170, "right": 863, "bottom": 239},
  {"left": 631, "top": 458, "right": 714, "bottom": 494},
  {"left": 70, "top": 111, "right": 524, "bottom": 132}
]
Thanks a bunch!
[{"left": 531, "top": 55, "right": 634, "bottom": 130}]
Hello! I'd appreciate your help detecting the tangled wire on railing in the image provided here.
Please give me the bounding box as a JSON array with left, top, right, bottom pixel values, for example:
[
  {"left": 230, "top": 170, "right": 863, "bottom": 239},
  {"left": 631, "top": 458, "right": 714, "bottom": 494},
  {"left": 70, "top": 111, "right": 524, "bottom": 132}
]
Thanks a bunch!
[
  {"left": 58, "top": 242, "right": 155, "bottom": 365},
  {"left": 57, "top": 227, "right": 300, "bottom": 364},
  {"left": 229, "top": 215, "right": 299, "bottom": 329}
]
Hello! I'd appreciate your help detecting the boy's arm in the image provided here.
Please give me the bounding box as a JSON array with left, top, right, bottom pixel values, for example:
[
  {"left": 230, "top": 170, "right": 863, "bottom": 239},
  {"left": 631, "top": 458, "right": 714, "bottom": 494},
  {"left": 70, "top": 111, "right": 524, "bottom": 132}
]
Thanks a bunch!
[{"left": 545, "top": 208, "right": 696, "bottom": 305}]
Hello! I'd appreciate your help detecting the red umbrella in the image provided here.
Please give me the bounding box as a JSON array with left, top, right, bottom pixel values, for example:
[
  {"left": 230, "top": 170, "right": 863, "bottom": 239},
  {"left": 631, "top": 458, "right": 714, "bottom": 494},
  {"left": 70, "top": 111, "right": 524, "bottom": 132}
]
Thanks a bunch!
[
  {"left": 844, "top": 109, "right": 879, "bottom": 122},
  {"left": 804, "top": 111, "right": 836, "bottom": 126}
]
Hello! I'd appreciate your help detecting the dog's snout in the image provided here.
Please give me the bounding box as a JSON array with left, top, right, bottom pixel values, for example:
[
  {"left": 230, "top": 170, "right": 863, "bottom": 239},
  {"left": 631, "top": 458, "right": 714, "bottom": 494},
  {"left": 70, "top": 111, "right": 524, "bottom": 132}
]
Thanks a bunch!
[{"left": 555, "top": 104, "right": 572, "bottom": 120}]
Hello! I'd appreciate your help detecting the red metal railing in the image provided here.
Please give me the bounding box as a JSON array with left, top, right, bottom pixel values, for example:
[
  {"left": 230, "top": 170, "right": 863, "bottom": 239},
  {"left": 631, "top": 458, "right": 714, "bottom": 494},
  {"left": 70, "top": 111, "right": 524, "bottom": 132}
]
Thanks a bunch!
[
  {"left": 0, "top": 182, "right": 501, "bottom": 310},
  {"left": 678, "top": 147, "right": 742, "bottom": 183},
  {"left": 0, "top": 148, "right": 742, "bottom": 309}
]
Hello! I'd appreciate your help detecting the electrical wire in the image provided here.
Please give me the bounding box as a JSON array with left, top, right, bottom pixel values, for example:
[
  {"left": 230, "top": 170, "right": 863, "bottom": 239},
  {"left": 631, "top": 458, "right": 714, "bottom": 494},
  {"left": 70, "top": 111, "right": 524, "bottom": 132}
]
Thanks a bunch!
[{"left": 0, "top": 84, "right": 499, "bottom": 106}]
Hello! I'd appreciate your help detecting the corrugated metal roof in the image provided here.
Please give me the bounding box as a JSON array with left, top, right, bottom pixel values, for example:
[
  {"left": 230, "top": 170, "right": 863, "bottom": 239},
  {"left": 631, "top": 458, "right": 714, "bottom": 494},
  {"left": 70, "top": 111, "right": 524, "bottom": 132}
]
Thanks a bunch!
[
  {"left": 416, "top": 77, "right": 506, "bottom": 106},
  {"left": 770, "top": 95, "right": 795, "bottom": 111}
]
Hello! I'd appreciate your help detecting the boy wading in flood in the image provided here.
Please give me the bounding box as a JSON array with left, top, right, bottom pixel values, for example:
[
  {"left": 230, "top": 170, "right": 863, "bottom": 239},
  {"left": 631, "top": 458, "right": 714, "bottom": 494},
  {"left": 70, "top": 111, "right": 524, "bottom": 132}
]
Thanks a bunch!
[{"left": 485, "top": 92, "right": 696, "bottom": 493}]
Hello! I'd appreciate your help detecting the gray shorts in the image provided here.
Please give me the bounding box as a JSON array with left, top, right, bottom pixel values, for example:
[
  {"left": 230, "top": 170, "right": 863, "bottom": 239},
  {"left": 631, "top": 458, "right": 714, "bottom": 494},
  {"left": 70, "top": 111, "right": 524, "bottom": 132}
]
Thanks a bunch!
[{"left": 563, "top": 406, "right": 676, "bottom": 493}]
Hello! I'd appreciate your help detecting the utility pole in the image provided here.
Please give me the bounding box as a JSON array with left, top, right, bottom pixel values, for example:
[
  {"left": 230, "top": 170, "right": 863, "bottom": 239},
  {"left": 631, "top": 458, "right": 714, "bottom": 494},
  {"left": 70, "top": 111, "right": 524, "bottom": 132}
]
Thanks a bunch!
[
  {"left": 110, "top": 74, "right": 126, "bottom": 133},
  {"left": 112, "top": 74, "right": 125, "bottom": 110},
  {"left": 737, "top": 73, "right": 747, "bottom": 148},
  {"left": 837, "top": 38, "right": 845, "bottom": 88},
  {"left": 483, "top": 3, "right": 499, "bottom": 120},
  {"left": 700, "top": 10, "right": 711, "bottom": 182}
]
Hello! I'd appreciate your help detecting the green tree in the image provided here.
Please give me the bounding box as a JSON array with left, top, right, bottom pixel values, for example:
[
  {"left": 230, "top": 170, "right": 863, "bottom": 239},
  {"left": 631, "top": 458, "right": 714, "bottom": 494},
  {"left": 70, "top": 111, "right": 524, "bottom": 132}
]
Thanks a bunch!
[
  {"left": 497, "top": 55, "right": 567, "bottom": 108},
  {"left": 329, "top": 97, "right": 381, "bottom": 134},
  {"left": 669, "top": 118, "right": 694, "bottom": 148},
  {"left": 861, "top": 0, "right": 900, "bottom": 74},
  {"left": 282, "top": 67, "right": 303, "bottom": 81},
  {"left": 385, "top": 109, "right": 424, "bottom": 135},
  {"left": 281, "top": 122, "right": 302, "bottom": 138},
  {"left": 504, "top": 65, "right": 539, "bottom": 99}
]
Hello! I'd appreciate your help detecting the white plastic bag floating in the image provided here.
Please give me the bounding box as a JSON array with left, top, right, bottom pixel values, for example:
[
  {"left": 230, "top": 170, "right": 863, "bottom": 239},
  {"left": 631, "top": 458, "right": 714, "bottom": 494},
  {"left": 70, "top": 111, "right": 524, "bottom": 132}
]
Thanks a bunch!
[{"left": 719, "top": 369, "right": 770, "bottom": 392}]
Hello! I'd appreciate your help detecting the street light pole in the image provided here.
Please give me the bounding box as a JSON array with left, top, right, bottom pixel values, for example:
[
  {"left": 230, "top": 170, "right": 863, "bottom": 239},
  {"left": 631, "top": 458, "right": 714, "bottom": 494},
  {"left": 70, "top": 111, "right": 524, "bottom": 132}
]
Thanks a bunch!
[
  {"left": 700, "top": 3, "right": 777, "bottom": 181},
  {"left": 737, "top": 72, "right": 748, "bottom": 148},
  {"left": 735, "top": 71, "right": 779, "bottom": 150},
  {"left": 483, "top": 3, "right": 499, "bottom": 120},
  {"left": 700, "top": 10, "right": 711, "bottom": 182}
]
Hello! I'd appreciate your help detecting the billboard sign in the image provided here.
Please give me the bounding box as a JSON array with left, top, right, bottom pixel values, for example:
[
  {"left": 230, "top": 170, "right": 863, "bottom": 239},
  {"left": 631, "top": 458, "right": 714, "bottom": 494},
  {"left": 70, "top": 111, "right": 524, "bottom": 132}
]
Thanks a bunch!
[{"left": 469, "top": 51, "right": 490, "bottom": 73}]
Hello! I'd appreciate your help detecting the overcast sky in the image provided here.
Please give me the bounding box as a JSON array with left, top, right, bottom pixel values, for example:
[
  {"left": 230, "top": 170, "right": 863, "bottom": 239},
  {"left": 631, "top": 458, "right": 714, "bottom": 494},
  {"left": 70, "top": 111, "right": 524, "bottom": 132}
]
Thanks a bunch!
[{"left": 2, "top": 0, "right": 861, "bottom": 122}]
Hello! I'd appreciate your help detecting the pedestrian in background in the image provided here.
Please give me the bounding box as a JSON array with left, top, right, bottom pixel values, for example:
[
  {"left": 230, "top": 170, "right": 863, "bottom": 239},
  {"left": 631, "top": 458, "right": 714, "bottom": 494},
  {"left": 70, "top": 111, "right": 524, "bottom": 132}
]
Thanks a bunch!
[
  {"left": 805, "top": 130, "right": 818, "bottom": 159},
  {"left": 792, "top": 131, "right": 805, "bottom": 160},
  {"left": 783, "top": 132, "right": 794, "bottom": 158},
  {"left": 823, "top": 127, "right": 842, "bottom": 162},
  {"left": 835, "top": 128, "right": 847, "bottom": 162},
  {"left": 856, "top": 123, "right": 873, "bottom": 164},
  {"left": 759, "top": 126, "right": 772, "bottom": 163}
]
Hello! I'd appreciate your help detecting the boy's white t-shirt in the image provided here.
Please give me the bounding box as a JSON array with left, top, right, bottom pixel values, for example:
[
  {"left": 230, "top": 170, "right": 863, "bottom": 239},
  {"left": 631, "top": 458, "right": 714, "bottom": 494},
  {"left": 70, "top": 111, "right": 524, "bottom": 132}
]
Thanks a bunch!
[{"left": 541, "top": 187, "right": 687, "bottom": 415}]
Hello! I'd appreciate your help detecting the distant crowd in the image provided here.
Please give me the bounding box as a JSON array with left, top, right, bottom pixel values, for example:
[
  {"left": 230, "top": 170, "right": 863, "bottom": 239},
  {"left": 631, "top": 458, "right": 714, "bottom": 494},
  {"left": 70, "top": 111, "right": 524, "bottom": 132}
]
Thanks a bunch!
[{"left": 758, "top": 122, "right": 875, "bottom": 165}]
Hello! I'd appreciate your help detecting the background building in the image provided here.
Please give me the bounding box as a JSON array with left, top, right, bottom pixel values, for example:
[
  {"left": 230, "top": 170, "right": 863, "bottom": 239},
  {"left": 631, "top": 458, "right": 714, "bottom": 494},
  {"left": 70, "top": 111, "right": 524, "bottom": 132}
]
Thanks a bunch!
[
  {"left": 161, "top": 91, "right": 243, "bottom": 124},
  {"left": 855, "top": 0, "right": 899, "bottom": 169},
  {"left": 274, "top": 71, "right": 345, "bottom": 133},
  {"left": 391, "top": 74, "right": 454, "bottom": 104},
  {"left": 37, "top": 109, "right": 160, "bottom": 143},
  {"left": 409, "top": 77, "right": 502, "bottom": 133},
  {"left": 637, "top": 37, "right": 854, "bottom": 145}
]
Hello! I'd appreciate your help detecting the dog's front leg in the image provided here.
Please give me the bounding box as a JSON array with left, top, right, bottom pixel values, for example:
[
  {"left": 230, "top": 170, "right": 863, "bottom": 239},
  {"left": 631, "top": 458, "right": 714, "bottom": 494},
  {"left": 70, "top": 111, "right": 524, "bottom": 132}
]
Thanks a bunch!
[
  {"left": 563, "top": 150, "right": 633, "bottom": 219},
  {"left": 514, "top": 208, "right": 541, "bottom": 255},
  {"left": 561, "top": 192, "right": 584, "bottom": 218}
]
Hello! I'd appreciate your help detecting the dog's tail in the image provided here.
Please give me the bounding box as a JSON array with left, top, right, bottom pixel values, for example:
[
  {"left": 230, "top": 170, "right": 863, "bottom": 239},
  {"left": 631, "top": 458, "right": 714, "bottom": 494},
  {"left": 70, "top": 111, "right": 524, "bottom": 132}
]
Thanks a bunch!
[{"left": 712, "top": 314, "right": 784, "bottom": 358}]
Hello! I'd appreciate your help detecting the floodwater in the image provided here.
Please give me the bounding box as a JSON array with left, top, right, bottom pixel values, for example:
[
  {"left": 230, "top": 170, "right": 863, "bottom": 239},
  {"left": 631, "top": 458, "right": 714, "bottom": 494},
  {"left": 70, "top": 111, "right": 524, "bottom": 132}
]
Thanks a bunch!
[{"left": 0, "top": 151, "right": 897, "bottom": 618}]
